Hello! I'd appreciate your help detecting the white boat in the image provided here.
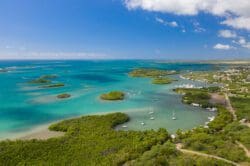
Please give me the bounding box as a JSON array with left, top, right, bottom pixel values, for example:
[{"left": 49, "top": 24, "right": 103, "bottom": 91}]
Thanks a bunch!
[
  {"left": 150, "top": 117, "right": 155, "bottom": 120},
  {"left": 122, "top": 125, "right": 127, "bottom": 128},
  {"left": 171, "top": 134, "right": 176, "bottom": 139},
  {"left": 148, "top": 111, "right": 154, "bottom": 115},
  {"left": 192, "top": 103, "right": 200, "bottom": 107},
  {"left": 172, "top": 111, "right": 176, "bottom": 120},
  {"left": 141, "top": 122, "right": 145, "bottom": 125},
  {"left": 208, "top": 116, "right": 215, "bottom": 122}
]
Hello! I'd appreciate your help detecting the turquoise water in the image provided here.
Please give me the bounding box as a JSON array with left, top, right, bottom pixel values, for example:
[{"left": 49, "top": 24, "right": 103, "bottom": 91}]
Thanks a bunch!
[{"left": 0, "top": 60, "right": 216, "bottom": 138}]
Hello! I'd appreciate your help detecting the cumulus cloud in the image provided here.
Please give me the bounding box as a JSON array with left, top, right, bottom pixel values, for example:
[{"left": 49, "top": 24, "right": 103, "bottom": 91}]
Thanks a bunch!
[
  {"left": 124, "top": 0, "right": 250, "bottom": 31},
  {"left": 233, "top": 37, "right": 250, "bottom": 49},
  {"left": 213, "top": 43, "right": 233, "bottom": 50},
  {"left": 218, "top": 30, "right": 237, "bottom": 38},
  {"left": 221, "top": 17, "right": 250, "bottom": 31},
  {"left": 155, "top": 17, "right": 178, "bottom": 27}
]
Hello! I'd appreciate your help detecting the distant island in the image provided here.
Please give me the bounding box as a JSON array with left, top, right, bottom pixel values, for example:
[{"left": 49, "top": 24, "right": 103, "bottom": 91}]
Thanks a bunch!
[
  {"left": 129, "top": 68, "right": 178, "bottom": 77},
  {"left": 129, "top": 68, "right": 178, "bottom": 85},
  {"left": 57, "top": 93, "right": 71, "bottom": 99},
  {"left": 40, "top": 83, "right": 65, "bottom": 88},
  {"left": 28, "top": 75, "right": 57, "bottom": 84}
]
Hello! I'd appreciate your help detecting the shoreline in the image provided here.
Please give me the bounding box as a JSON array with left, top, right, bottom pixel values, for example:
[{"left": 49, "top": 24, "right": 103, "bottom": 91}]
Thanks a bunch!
[{"left": 1, "top": 107, "right": 152, "bottom": 141}]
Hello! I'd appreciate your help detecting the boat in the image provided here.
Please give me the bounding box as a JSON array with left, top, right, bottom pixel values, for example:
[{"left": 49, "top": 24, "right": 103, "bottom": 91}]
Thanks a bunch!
[
  {"left": 148, "top": 111, "right": 154, "bottom": 115},
  {"left": 150, "top": 117, "right": 155, "bottom": 120},
  {"left": 122, "top": 125, "right": 127, "bottom": 128},
  {"left": 172, "top": 111, "right": 176, "bottom": 120},
  {"left": 208, "top": 116, "right": 215, "bottom": 122},
  {"left": 141, "top": 122, "right": 145, "bottom": 125},
  {"left": 191, "top": 103, "right": 200, "bottom": 107}
]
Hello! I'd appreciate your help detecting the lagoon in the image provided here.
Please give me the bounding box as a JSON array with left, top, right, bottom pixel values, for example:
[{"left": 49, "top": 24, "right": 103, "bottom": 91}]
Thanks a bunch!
[{"left": 0, "top": 60, "right": 216, "bottom": 139}]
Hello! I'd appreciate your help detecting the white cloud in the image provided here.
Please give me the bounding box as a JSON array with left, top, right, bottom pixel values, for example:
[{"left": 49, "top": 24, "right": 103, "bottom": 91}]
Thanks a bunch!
[
  {"left": 213, "top": 43, "right": 233, "bottom": 50},
  {"left": 218, "top": 30, "right": 237, "bottom": 38},
  {"left": 155, "top": 17, "right": 178, "bottom": 27},
  {"left": 155, "top": 17, "right": 164, "bottom": 24},
  {"left": 243, "top": 43, "right": 250, "bottom": 49},
  {"left": 124, "top": 0, "right": 250, "bottom": 31},
  {"left": 169, "top": 21, "right": 178, "bottom": 27},
  {"left": 239, "top": 37, "right": 246, "bottom": 45},
  {"left": 233, "top": 37, "right": 250, "bottom": 49},
  {"left": 221, "top": 17, "right": 250, "bottom": 31}
]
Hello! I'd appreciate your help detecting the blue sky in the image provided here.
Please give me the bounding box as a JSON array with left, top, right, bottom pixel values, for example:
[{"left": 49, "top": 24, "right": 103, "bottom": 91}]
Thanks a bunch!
[{"left": 0, "top": 0, "right": 250, "bottom": 60}]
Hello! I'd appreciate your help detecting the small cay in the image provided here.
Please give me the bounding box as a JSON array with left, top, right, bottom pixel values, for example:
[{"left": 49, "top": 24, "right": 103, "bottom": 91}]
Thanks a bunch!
[
  {"left": 57, "top": 93, "right": 71, "bottom": 99},
  {"left": 40, "top": 83, "right": 65, "bottom": 88},
  {"left": 100, "top": 91, "right": 125, "bottom": 100},
  {"left": 28, "top": 74, "right": 57, "bottom": 84}
]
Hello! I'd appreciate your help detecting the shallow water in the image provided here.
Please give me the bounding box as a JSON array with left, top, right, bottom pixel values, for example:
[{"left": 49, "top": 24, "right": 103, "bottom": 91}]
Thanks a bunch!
[{"left": 0, "top": 60, "right": 216, "bottom": 138}]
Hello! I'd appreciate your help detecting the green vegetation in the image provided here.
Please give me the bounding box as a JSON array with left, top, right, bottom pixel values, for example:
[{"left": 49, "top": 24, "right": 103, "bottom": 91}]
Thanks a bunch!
[
  {"left": 173, "top": 87, "right": 220, "bottom": 108},
  {"left": 29, "top": 77, "right": 51, "bottom": 84},
  {"left": 171, "top": 65, "right": 250, "bottom": 164},
  {"left": 152, "top": 77, "right": 175, "bottom": 84},
  {"left": 173, "top": 85, "right": 250, "bottom": 163},
  {"left": 129, "top": 68, "right": 178, "bottom": 85},
  {"left": 0, "top": 113, "right": 170, "bottom": 165},
  {"left": 100, "top": 91, "right": 125, "bottom": 100},
  {"left": 127, "top": 141, "right": 231, "bottom": 166},
  {"left": 0, "top": 112, "right": 240, "bottom": 165},
  {"left": 28, "top": 75, "right": 57, "bottom": 84},
  {"left": 129, "top": 68, "right": 177, "bottom": 77},
  {"left": 224, "top": 122, "right": 250, "bottom": 150},
  {"left": 178, "top": 128, "right": 247, "bottom": 162},
  {"left": 40, "top": 83, "right": 65, "bottom": 88},
  {"left": 208, "top": 105, "right": 233, "bottom": 131},
  {"left": 57, "top": 93, "right": 71, "bottom": 99},
  {"left": 175, "top": 106, "right": 247, "bottom": 162},
  {"left": 230, "top": 96, "right": 250, "bottom": 121}
]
